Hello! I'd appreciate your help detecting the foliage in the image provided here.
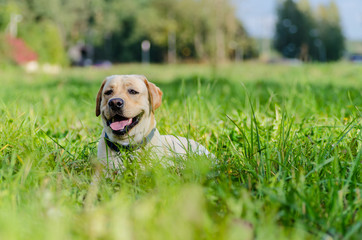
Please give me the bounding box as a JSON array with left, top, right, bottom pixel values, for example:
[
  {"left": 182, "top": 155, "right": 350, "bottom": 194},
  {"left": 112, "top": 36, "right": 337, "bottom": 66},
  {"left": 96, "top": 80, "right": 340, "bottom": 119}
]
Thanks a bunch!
[
  {"left": 274, "top": 0, "right": 344, "bottom": 62},
  {"left": 6, "top": 0, "right": 257, "bottom": 64},
  {"left": 274, "top": 0, "right": 310, "bottom": 58},
  {"left": 0, "top": 2, "right": 21, "bottom": 66},
  {"left": 18, "top": 20, "right": 67, "bottom": 65},
  {"left": 0, "top": 63, "right": 361, "bottom": 239},
  {"left": 0, "top": 33, "right": 11, "bottom": 66},
  {"left": 93, "top": 0, "right": 257, "bottom": 62},
  {"left": 0, "top": 1, "right": 20, "bottom": 31},
  {"left": 314, "top": 2, "right": 345, "bottom": 61}
]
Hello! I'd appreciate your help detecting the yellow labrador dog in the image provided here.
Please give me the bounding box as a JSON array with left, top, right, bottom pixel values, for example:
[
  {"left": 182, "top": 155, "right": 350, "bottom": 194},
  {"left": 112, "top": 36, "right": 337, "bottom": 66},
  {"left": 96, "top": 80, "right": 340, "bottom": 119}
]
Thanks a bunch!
[{"left": 96, "top": 75, "right": 211, "bottom": 171}]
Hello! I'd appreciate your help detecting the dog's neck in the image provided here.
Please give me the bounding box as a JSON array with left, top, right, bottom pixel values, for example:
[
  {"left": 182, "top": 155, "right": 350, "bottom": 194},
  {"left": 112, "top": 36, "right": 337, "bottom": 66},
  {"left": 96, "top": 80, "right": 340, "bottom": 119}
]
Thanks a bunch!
[{"left": 104, "top": 128, "right": 156, "bottom": 152}]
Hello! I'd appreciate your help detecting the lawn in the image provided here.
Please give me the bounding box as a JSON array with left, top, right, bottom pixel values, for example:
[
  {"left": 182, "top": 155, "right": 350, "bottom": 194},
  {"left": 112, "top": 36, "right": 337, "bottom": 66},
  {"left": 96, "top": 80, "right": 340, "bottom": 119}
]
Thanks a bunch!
[{"left": 0, "top": 63, "right": 361, "bottom": 239}]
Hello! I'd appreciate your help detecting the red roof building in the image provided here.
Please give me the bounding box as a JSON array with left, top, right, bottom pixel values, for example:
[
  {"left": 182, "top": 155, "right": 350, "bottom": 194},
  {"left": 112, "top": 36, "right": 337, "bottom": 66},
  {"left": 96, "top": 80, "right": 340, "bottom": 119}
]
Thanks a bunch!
[{"left": 6, "top": 36, "right": 38, "bottom": 64}]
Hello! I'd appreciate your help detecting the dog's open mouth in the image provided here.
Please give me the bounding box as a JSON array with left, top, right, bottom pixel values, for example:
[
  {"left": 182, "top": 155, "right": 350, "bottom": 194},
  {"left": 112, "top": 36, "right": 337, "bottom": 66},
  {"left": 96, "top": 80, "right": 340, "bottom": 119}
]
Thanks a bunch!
[{"left": 106, "top": 112, "right": 143, "bottom": 135}]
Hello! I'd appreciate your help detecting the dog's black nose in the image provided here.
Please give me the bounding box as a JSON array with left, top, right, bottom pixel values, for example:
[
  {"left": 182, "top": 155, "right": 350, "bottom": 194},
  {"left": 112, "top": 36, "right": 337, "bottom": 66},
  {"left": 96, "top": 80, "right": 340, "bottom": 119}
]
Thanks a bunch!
[{"left": 108, "top": 98, "right": 124, "bottom": 110}]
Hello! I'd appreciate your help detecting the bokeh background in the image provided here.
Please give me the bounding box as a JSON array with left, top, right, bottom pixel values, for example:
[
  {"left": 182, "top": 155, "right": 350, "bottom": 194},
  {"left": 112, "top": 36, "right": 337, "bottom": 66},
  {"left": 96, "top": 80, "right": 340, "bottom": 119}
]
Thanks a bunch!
[{"left": 1, "top": 0, "right": 361, "bottom": 71}]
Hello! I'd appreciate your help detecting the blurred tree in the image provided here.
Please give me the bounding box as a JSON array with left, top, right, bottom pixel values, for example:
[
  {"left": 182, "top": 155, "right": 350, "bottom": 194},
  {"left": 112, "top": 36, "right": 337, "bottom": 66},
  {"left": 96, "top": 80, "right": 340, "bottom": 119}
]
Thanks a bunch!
[
  {"left": 92, "top": 0, "right": 146, "bottom": 62},
  {"left": 274, "top": 0, "right": 311, "bottom": 59},
  {"left": 297, "top": 0, "right": 318, "bottom": 61},
  {"left": 18, "top": 20, "right": 67, "bottom": 65},
  {"left": 0, "top": 2, "right": 21, "bottom": 31},
  {"left": 231, "top": 21, "right": 259, "bottom": 60},
  {"left": 274, "top": 0, "right": 344, "bottom": 62},
  {"left": 314, "top": 2, "right": 344, "bottom": 61},
  {"left": 173, "top": 0, "right": 209, "bottom": 60},
  {"left": 3, "top": 0, "right": 256, "bottom": 64},
  {"left": 137, "top": 0, "right": 257, "bottom": 63},
  {"left": 0, "top": 2, "right": 20, "bottom": 66},
  {"left": 0, "top": 34, "right": 11, "bottom": 66},
  {"left": 136, "top": 0, "right": 177, "bottom": 62}
]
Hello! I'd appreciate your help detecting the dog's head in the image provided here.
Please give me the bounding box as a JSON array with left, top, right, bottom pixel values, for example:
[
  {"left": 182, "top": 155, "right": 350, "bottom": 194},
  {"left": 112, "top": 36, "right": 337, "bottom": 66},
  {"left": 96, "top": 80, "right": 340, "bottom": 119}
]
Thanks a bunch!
[{"left": 96, "top": 75, "right": 162, "bottom": 142}]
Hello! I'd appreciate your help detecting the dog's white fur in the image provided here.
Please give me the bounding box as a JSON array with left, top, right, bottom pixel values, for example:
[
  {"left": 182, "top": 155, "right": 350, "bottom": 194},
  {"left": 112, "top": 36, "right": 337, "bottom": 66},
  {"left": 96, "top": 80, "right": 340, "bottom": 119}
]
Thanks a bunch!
[{"left": 96, "top": 75, "right": 211, "bottom": 171}]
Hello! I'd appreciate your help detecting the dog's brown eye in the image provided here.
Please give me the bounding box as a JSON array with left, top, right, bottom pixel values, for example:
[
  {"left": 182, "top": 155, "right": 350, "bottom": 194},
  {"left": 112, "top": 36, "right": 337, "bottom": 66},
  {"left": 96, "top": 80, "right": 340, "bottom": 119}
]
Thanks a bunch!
[
  {"left": 104, "top": 89, "right": 113, "bottom": 95},
  {"left": 128, "top": 89, "right": 139, "bottom": 95}
]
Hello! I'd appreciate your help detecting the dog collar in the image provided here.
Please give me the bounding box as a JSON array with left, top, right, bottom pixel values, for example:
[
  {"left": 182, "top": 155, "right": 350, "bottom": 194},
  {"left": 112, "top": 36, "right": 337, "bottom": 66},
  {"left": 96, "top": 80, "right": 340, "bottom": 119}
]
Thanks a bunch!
[{"left": 104, "top": 128, "right": 156, "bottom": 152}]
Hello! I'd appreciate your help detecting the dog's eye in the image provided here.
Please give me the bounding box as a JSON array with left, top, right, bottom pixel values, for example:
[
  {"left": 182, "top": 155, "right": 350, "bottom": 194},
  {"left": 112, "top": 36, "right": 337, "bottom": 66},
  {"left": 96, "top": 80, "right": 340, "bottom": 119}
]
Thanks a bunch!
[
  {"left": 104, "top": 89, "right": 113, "bottom": 95},
  {"left": 128, "top": 89, "right": 139, "bottom": 95}
]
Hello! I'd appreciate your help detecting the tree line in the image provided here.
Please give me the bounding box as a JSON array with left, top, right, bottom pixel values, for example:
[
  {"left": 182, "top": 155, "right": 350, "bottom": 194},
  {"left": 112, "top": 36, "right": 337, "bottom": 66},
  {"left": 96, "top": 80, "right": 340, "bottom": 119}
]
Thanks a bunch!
[
  {"left": 274, "top": 0, "right": 344, "bottom": 62},
  {"left": 0, "top": 0, "right": 258, "bottom": 65},
  {"left": 0, "top": 0, "right": 345, "bottom": 66}
]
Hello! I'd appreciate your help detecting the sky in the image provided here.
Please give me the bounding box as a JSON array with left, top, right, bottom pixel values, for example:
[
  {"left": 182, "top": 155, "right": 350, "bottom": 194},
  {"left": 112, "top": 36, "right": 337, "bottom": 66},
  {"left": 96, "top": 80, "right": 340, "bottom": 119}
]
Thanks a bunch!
[{"left": 234, "top": 0, "right": 362, "bottom": 41}]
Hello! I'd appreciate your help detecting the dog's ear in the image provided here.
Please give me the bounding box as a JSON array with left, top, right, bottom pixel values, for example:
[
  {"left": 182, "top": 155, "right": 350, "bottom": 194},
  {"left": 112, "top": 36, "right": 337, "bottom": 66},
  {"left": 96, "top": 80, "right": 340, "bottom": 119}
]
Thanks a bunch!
[
  {"left": 96, "top": 79, "right": 107, "bottom": 117},
  {"left": 143, "top": 77, "right": 163, "bottom": 111}
]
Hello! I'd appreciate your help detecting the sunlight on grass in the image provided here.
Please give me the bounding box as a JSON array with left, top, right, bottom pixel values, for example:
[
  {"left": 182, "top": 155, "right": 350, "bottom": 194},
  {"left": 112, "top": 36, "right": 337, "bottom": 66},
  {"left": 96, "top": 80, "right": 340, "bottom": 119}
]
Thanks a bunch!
[{"left": 0, "top": 63, "right": 361, "bottom": 239}]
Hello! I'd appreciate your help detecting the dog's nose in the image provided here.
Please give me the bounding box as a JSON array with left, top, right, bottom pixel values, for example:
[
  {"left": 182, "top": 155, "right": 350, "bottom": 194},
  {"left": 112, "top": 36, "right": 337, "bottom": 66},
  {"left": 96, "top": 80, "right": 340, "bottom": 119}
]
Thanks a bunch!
[{"left": 108, "top": 98, "right": 124, "bottom": 110}]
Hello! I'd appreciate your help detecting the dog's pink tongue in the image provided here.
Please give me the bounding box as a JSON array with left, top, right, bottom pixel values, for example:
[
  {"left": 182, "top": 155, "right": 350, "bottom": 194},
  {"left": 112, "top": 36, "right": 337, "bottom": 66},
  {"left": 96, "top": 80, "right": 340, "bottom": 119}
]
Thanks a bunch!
[{"left": 110, "top": 118, "right": 132, "bottom": 131}]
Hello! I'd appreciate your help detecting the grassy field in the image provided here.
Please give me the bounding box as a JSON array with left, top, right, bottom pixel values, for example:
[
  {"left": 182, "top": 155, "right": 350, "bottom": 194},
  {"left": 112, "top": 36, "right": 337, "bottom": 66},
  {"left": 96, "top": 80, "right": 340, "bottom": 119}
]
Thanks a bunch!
[{"left": 0, "top": 63, "right": 361, "bottom": 239}]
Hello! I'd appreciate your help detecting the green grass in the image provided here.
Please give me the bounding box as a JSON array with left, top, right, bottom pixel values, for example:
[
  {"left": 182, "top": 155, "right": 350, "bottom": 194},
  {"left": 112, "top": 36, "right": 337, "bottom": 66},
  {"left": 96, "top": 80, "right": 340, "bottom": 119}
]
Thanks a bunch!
[{"left": 0, "top": 63, "right": 361, "bottom": 239}]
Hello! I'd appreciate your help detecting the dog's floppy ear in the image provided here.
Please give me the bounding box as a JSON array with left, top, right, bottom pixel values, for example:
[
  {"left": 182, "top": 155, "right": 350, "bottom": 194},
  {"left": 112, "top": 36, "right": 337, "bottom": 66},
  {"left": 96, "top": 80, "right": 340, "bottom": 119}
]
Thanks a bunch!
[
  {"left": 96, "top": 79, "right": 107, "bottom": 117},
  {"left": 143, "top": 77, "right": 163, "bottom": 111}
]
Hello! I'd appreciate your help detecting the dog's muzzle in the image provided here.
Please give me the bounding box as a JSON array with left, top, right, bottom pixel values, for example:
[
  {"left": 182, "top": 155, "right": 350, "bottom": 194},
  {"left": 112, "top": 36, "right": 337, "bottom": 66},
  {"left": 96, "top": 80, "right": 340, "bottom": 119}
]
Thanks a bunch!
[{"left": 105, "top": 111, "right": 144, "bottom": 136}]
